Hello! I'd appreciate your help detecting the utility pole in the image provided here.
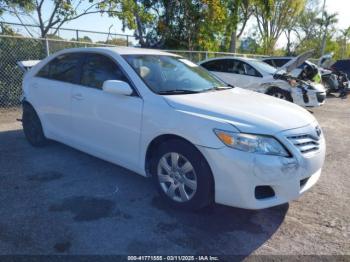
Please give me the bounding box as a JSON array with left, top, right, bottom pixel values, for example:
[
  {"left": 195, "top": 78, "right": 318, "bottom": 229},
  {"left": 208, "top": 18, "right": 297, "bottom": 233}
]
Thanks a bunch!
[{"left": 320, "top": 0, "right": 327, "bottom": 56}]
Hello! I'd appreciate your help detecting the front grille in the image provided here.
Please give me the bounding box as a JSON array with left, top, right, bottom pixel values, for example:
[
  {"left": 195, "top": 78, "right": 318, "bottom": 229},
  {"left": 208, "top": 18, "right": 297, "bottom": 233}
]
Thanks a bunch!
[
  {"left": 316, "top": 92, "right": 326, "bottom": 103},
  {"left": 288, "top": 134, "right": 320, "bottom": 154}
]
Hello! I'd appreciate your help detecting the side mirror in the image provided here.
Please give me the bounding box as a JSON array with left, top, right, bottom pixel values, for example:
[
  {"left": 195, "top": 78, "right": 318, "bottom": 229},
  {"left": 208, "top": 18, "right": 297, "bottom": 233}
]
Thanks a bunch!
[{"left": 102, "top": 80, "right": 133, "bottom": 96}]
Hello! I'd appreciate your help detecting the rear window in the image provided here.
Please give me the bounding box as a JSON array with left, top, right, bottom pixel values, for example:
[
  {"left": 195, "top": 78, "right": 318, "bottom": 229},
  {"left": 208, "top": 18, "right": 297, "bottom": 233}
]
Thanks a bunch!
[
  {"left": 37, "top": 53, "right": 82, "bottom": 84},
  {"left": 271, "top": 59, "right": 290, "bottom": 67}
]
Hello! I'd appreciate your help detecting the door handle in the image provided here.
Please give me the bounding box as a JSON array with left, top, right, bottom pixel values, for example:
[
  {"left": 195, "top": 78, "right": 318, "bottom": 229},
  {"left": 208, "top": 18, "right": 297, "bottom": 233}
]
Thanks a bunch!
[{"left": 72, "top": 93, "right": 84, "bottom": 100}]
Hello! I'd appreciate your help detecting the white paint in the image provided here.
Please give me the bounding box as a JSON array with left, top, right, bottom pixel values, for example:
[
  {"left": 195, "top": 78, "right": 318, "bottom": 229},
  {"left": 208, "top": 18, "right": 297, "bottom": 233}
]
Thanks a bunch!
[{"left": 22, "top": 47, "right": 326, "bottom": 209}]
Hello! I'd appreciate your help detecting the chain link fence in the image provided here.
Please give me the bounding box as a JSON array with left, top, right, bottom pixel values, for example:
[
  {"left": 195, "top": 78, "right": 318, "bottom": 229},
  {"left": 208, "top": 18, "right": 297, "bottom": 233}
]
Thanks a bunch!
[
  {"left": 0, "top": 34, "right": 267, "bottom": 108},
  {"left": 0, "top": 35, "right": 117, "bottom": 108}
]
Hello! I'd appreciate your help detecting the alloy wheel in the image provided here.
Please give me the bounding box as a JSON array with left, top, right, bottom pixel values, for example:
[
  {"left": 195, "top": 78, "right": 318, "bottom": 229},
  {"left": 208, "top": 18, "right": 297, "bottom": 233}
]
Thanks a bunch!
[
  {"left": 273, "top": 92, "right": 286, "bottom": 100},
  {"left": 157, "top": 152, "right": 197, "bottom": 202}
]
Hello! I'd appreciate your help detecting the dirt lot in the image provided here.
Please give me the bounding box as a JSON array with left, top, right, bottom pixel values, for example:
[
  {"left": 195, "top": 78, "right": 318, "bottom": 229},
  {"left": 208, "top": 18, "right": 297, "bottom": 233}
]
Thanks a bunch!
[{"left": 0, "top": 96, "right": 349, "bottom": 256}]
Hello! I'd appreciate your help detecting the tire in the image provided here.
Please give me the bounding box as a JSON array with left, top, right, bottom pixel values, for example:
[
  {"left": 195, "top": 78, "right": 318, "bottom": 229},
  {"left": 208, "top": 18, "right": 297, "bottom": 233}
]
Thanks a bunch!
[
  {"left": 150, "top": 139, "right": 213, "bottom": 210},
  {"left": 323, "top": 78, "right": 335, "bottom": 95},
  {"left": 266, "top": 87, "right": 293, "bottom": 102},
  {"left": 22, "top": 103, "right": 48, "bottom": 147}
]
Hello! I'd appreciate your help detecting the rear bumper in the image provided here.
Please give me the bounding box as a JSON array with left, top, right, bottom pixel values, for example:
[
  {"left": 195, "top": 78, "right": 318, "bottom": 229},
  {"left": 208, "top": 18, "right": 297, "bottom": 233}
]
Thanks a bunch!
[{"left": 198, "top": 124, "right": 326, "bottom": 209}]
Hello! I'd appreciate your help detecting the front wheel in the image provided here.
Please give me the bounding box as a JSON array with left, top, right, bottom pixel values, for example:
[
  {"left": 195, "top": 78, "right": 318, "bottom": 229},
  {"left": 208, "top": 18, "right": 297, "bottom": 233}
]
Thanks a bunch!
[
  {"left": 266, "top": 87, "right": 293, "bottom": 102},
  {"left": 150, "top": 139, "right": 213, "bottom": 210}
]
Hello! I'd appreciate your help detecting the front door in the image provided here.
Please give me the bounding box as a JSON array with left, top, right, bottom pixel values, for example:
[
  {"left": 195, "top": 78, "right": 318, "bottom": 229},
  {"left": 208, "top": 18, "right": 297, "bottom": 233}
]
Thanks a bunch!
[{"left": 71, "top": 53, "right": 143, "bottom": 168}]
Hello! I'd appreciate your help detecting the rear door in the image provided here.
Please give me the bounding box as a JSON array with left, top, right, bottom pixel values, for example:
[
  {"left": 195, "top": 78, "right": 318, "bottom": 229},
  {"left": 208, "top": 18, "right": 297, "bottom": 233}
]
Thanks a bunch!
[
  {"left": 29, "top": 53, "right": 82, "bottom": 140},
  {"left": 71, "top": 53, "right": 143, "bottom": 168}
]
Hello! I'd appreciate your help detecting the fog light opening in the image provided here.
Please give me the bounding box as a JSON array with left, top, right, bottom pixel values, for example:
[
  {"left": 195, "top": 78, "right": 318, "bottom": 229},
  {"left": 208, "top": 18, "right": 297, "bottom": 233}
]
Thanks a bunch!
[
  {"left": 255, "top": 186, "right": 275, "bottom": 200},
  {"left": 300, "top": 177, "right": 310, "bottom": 188}
]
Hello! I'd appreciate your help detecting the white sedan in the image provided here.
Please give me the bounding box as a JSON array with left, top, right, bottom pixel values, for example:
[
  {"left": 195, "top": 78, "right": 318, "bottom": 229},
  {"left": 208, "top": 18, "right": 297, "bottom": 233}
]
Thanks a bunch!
[
  {"left": 21, "top": 47, "right": 325, "bottom": 210},
  {"left": 199, "top": 56, "right": 326, "bottom": 107}
]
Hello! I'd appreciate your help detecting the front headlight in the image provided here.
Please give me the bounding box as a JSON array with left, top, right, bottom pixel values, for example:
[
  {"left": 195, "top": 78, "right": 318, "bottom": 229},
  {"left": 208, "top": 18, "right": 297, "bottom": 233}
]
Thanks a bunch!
[{"left": 214, "top": 129, "right": 290, "bottom": 157}]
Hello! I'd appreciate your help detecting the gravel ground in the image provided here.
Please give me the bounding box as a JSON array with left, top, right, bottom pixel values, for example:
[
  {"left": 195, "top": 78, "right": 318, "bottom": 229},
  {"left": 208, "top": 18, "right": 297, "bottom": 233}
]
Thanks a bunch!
[{"left": 0, "top": 96, "right": 349, "bottom": 256}]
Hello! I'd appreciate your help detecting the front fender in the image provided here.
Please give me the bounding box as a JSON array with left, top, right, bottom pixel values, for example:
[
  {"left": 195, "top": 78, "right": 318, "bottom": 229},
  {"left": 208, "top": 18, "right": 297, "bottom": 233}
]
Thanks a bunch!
[{"left": 138, "top": 100, "right": 238, "bottom": 174}]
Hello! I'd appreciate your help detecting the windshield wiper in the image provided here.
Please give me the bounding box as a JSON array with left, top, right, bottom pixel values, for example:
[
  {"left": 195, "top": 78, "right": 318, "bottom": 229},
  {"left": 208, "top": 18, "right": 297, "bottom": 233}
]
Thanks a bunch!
[
  {"left": 158, "top": 89, "right": 201, "bottom": 95},
  {"left": 210, "top": 84, "right": 234, "bottom": 91},
  {"left": 158, "top": 85, "right": 234, "bottom": 95}
]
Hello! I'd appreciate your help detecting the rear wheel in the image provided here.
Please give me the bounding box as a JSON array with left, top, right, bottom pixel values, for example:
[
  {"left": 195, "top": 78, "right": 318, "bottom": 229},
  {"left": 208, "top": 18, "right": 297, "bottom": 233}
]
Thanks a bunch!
[
  {"left": 150, "top": 139, "right": 213, "bottom": 210},
  {"left": 22, "top": 103, "right": 48, "bottom": 147},
  {"left": 266, "top": 87, "right": 293, "bottom": 102}
]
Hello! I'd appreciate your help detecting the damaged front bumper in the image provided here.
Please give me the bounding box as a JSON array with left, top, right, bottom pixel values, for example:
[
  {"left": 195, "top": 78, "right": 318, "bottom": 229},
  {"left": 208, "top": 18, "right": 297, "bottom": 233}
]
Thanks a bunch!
[
  {"left": 291, "top": 85, "right": 326, "bottom": 107},
  {"left": 198, "top": 123, "right": 326, "bottom": 209}
]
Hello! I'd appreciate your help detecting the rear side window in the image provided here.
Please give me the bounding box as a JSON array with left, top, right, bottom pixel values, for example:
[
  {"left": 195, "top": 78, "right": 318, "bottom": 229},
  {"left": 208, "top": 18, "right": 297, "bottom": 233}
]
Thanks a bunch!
[
  {"left": 80, "top": 54, "right": 129, "bottom": 89},
  {"left": 37, "top": 53, "right": 81, "bottom": 84},
  {"left": 201, "top": 60, "right": 225, "bottom": 72}
]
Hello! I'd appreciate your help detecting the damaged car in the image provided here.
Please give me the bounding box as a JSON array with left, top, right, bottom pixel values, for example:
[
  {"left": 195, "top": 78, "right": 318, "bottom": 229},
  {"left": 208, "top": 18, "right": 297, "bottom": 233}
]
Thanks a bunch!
[
  {"left": 200, "top": 51, "right": 326, "bottom": 107},
  {"left": 21, "top": 47, "right": 325, "bottom": 210},
  {"left": 263, "top": 53, "right": 341, "bottom": 95}
]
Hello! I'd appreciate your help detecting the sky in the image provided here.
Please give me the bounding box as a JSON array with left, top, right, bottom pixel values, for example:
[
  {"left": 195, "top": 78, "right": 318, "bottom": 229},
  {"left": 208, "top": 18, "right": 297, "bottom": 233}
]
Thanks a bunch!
[{"left": 2, "top": 0, "right": 350, "bottom": 48}]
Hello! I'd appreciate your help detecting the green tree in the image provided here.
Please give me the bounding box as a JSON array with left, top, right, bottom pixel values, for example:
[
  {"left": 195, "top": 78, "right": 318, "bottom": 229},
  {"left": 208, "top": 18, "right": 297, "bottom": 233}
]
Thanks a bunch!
[
  {"left": 254, "top": 0, "right": 306, "bottom": 54},
  {"left": 224, "top": 0, "right": 253, "bottom": 52},
  {"left": 339, "top": 26, "right": 350, "bottom": 59},
  {"left": 98, "top": 37, "right": 130, "bottom": 46},
  {"left": 70, "top": 36, "right": 93, "bottom": 42},
  {"left": 102, "top": 0, "right": 227, "bottom": 50},
  {"left": 2, "top": 0, "right": 125, "bottom": 38},
  {"left": 316, "top": 11, "right": 338, "bottom": 56}
]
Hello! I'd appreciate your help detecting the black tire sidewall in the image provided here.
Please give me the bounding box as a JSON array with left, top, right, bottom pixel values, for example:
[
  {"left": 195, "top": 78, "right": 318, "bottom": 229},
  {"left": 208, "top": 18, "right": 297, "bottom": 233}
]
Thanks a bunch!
[
  {"left": 150, "top": 139, "right": 213, "bottom": 210},
  {"left": 22, "top": 104, "right": 47, "bottom": 147},
  {"left": 267, "top": 87, "right": 293, "bottom": 102}
]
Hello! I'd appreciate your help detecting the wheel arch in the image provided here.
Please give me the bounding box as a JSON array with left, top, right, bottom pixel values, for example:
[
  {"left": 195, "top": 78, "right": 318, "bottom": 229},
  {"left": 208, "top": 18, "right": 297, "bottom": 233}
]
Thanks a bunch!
[
  {"left": 145, "top": 134, "right": 193, "bottom": 175},
  {"left": 265, "top": 85, "right": 281, "bottom": 94},
  {"left": 22, "top": 100, "right": 47, "bottom": 136},
  {"left": 144, "top": 133, "right": 215, "bottom": 203}
]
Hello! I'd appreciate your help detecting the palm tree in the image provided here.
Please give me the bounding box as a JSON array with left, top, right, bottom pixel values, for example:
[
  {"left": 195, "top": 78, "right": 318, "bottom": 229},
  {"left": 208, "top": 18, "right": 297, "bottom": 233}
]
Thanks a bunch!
[
  {"left": 340, "top": 26, "right": 350, "bottom": 58},
  {"left": 316, "top": 11, "right": 338, "bottom": 56}
]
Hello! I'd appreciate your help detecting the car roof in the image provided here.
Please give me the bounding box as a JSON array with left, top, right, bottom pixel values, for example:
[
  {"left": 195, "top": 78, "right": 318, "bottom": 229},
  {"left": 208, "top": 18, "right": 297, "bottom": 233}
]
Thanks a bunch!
[
  {"left": 199, "top": 56, "right": 259, "bottom": 64},
  {"left": 55, "top": 46, "right": 180, "bottom": 57},
  {"left": 262, "top": 57, "right": 293, "bottom": 60}
]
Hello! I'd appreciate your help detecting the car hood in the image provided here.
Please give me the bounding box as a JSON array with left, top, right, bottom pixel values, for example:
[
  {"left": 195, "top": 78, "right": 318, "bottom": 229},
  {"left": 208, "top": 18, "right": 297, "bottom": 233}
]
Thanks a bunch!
[
  {"left": 164, "top": 88, "right": 316, "bottom": 134},
  {"left": 278, "top": 50, "right": 314, "bottom": 74},
  {"left": 310, "top": 82, "right": 326, "bottom": 92}
]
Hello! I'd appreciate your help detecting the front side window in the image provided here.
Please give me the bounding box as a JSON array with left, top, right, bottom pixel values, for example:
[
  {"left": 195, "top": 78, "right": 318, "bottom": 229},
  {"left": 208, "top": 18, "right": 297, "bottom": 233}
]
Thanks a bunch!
[
  {"left": 80, "top": 54, "right": 129, "bottom": 89},
  {"left": 123, "top": 55, "right": 228, "bottom": 94},
  {"left": 249, "top": 60, "right": 276, "bottom": 75},
  {"left": 242, "top": 62, "right": 260, "bottom": 77},
  {"left": 224, "top": 59, "right": 261, "bottom": 77},
  {"left": 37, "top": 53, "right": 81, "bottom": 84},
  {"left": 225, "top": 59, "right": 245, "bottom": 74}
]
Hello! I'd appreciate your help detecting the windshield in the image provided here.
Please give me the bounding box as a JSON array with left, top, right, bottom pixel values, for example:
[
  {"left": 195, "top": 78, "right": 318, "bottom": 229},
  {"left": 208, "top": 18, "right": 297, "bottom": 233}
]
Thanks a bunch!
[
  {"left": 250, "top": 60, "right": 277, "bottom": 75},
  {"left": 123, "top": 55, "right": 229, "bottom": 94}
]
